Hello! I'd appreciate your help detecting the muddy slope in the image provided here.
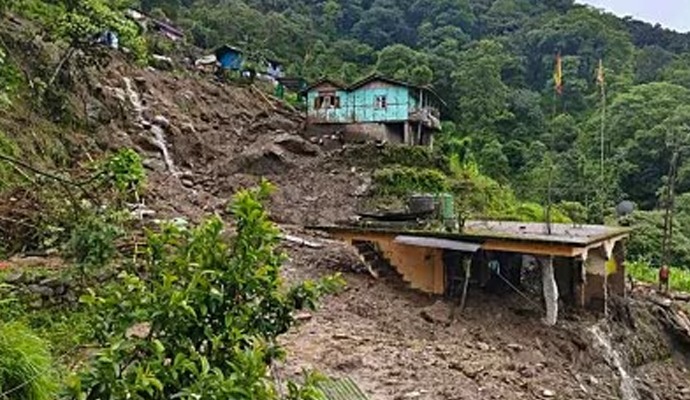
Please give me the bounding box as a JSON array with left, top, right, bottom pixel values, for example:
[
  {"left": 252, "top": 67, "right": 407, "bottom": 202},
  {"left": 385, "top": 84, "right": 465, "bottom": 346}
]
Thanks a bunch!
[{"left": 78, "top": 55, "right": 690, "bottom": 400}]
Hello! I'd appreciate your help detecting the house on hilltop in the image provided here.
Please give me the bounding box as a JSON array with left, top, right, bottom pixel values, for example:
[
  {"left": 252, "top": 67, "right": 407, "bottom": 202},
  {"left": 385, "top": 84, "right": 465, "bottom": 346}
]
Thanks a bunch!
[
  {"left": 214, "top": 45, "right": 285, "bottom": 80},
  {"left": 302, "top": 75, "right": 443, "bottom": 147}
]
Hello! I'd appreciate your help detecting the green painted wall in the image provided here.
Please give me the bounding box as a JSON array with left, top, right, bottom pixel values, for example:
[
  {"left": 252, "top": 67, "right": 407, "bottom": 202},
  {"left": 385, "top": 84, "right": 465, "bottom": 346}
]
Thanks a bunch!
[{"left": 306, "top": 81, "right": 419, "bottom": 124}]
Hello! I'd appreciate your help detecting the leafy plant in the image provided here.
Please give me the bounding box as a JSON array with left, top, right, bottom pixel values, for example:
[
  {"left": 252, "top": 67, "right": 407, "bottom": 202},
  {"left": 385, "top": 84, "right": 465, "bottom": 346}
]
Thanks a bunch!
[
  {"left": 0, "top": 322, "right": 58, "bottom": 400},
  {"left": 98, "top": 148, "right": 146, "bottom": 200},
  {"left": 65, "top": 209, "right": 126, "bottom": 276},
  {"left": 69, "top": 181, "right": 342, "bottom": 399},
  {"left": 373, "top": 166, "right": 449, "bottom": 197}
]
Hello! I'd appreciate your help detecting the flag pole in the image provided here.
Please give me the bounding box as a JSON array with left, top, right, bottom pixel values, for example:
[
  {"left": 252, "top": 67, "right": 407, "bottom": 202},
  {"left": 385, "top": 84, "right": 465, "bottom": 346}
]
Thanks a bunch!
[
  {"left": 599, "top": 59, "right": 606, "bottom": 186},
  {"left": 597, "top": 59, "right": 609, "bottom": 319},
  {"left": 546, "top": 52, "right": 562, "bottom": 235}
]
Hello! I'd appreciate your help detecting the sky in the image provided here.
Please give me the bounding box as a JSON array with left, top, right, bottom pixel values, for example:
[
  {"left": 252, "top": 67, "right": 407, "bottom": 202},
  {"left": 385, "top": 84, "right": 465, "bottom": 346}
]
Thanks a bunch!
[{"left": 576, "top": 0, "right": 690, "bottom": 33}]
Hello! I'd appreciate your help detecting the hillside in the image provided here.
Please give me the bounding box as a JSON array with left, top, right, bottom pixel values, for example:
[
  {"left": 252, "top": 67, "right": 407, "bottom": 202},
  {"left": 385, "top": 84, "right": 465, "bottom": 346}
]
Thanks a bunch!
[
  {"left": 1, "top": 2, "right": 690, "bottom": 400},
  {"left": 138, "top": 0, "right": 690, "bottom": 267}
]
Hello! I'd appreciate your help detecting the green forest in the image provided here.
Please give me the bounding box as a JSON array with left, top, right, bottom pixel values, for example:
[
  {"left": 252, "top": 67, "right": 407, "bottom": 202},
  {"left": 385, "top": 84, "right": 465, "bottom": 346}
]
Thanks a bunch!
[{"left": 131, "top": 0, "right": 690, "bottom": 265}]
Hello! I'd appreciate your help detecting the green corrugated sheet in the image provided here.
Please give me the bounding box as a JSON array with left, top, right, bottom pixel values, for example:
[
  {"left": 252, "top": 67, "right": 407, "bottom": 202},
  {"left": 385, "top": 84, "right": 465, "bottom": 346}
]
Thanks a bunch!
[{"left": 316, "top": 377, "right": 370, "bottom": 400}]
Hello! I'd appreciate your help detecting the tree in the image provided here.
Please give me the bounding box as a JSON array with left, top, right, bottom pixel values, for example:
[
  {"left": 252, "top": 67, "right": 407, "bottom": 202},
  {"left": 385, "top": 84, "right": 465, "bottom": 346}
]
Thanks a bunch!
[
  {"left": 376, "top": 44, "right": 433, "bottom": 85},
  {"left": 452, "top": 40, "right": 513, "bottom": 135},
  {"left": 601, "top": 85, "right": 690, "bottom": 207},
  {"left": 70, "top": 182, "right": 341, "bottom": 399}
]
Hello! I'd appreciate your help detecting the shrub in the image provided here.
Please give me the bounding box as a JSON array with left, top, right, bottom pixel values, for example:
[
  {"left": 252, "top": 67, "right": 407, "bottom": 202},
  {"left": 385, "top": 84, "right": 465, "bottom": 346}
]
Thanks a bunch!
[
  {"left": 98, "top": 148, "right": 146, "bottom": 200},
  {"left": 69, "top": 181, "right": 342, "bottom": 399},
  {"left": 0, "top": 322, "right": 57, "bottom": 400},
  {"left": 373, "top": 167, "right": 449, "bottom": 197},
  {"left": 65, "top": 209, "right": 125, "bottom": 275}
]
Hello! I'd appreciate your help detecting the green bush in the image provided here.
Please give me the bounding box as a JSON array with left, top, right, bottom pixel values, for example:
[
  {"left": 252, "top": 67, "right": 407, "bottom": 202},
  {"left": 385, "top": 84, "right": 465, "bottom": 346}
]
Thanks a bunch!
[
  {"left": 373, "top": 166, "right": 449, "bottom": 197},
  {"left": 0, "top": 322, "right": 57, "bottom": 400},
  {"left": 98, "top": 148, "right": 146, "bottom": 200},
  {"left": 69, "top": 181, "right": 342, "bottom": 399},
  {"left": 65, "top": 209, "right": 125, "bottom": 274}
]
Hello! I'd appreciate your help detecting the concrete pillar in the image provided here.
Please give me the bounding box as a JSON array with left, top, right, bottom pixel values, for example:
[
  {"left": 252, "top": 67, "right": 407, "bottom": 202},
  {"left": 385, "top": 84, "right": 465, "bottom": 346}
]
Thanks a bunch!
[
  {"left": 542, "top": 256, "right": 558, "bottom": 326},
  {"left": 403, "top": 122, "right": 410, "bottom": 145}
]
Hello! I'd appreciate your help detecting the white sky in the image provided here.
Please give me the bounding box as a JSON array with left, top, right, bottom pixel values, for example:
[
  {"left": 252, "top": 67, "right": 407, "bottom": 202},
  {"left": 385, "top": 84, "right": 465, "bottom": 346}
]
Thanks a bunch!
[{"left": 576, "top": 0, "right": 690, "bottom": 33}]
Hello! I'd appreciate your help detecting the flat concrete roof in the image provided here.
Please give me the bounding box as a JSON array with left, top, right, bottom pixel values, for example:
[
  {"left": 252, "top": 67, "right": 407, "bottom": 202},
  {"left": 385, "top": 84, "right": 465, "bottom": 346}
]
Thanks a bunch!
[
  {"left": 312, "top": 220, "right": 631, "bottom": 248},
  {"left": 462, "top": 220, "right": 631, "bottom": 246}
]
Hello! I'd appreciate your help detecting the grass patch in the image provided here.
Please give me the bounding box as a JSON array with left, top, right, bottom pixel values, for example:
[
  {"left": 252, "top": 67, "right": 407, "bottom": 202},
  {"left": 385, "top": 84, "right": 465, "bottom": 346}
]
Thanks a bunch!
[
  {"left": 628, "top": 261, "right": 690, "bottom": 293},
  {"left": 0, "top": 322, "right": 58, "bottom": 400}
]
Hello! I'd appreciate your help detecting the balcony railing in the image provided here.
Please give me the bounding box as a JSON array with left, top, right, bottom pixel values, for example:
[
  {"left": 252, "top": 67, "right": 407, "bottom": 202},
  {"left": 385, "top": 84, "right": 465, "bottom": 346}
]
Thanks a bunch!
[{"left": 409, "top": 106, "right": 441, "bottom": 129}]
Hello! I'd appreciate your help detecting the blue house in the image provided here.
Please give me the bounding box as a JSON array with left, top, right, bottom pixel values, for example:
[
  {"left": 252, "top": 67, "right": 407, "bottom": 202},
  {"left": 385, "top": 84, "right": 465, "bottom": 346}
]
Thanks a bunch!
[
  {"left": 302, "top": 75, "right": 443, "bottom": 146},
  {"left": 214, "top": 45, "right": 285, "bottom": 79},
  {"left": 215, "top": 45, "right": 244, "bottom": 71}
]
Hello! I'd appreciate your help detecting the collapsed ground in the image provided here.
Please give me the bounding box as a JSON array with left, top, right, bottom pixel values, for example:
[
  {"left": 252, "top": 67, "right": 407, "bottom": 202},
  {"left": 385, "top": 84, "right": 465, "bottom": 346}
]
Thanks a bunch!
[{"left": 1, "top": 22, "right": 690, "bottom": 400}]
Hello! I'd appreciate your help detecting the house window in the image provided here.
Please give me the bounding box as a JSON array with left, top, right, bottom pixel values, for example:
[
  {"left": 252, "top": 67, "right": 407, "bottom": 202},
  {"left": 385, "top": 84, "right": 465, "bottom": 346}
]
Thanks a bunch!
[
  {"left": 314, "top": 94, "right": 341, "bottom": 109},
  {"left": 375, "top": 95, "right": 387, "bottom": 109}
]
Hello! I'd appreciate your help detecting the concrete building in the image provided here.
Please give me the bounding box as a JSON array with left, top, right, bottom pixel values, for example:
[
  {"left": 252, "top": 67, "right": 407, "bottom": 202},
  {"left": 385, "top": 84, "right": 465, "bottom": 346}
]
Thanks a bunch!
[
  {"left": 302, "top": 75, "right": 443, "bottom": 146},
  {"left": 315, "top": 220, "right": 631, "bottom": 325}
]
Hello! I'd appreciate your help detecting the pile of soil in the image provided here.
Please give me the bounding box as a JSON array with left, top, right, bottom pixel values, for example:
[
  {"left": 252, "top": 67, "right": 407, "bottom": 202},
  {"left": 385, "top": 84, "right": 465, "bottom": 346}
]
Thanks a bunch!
[
  {"left": 278, "top": 237, "right": 690, "bottom": 400},
  {"left": 89, "top": 59, "right": 369, "bottom": 226}
]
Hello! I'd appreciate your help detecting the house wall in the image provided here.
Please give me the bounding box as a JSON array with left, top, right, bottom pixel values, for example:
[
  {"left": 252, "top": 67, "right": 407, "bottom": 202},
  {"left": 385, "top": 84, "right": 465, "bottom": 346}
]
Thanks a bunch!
[
  {"left": 350, "top": 82, "right": 412, "bottom": 123},
  {"left": 580, "top": 241, "right": 626, "bottom": 308},
  {"left": 306, "top": 81, "right": 414, "bottom": 125},
  {"left": 330, "top": 231, "right": 445, "bottom": 294},
  {"left": 219, "top": 51, "right": 243, "bottom": 70},
  {"left": 306, "top": 84, "right": 350, "bottom": 124}
]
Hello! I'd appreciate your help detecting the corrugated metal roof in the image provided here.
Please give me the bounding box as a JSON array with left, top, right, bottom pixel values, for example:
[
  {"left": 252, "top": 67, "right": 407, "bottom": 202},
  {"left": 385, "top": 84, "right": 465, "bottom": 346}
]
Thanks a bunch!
[
  {"left": 317, "top": 377, "right": 370, "bottom": 400},
  {"left": 395, "top": 235, "right": 482, "bottom": 252}
]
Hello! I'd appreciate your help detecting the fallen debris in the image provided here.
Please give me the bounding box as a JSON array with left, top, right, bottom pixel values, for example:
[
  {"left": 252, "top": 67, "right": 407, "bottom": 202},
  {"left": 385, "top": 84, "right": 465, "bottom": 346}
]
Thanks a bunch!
[{"left": 281, "top": 234, "right": 324, "bottom": 249}]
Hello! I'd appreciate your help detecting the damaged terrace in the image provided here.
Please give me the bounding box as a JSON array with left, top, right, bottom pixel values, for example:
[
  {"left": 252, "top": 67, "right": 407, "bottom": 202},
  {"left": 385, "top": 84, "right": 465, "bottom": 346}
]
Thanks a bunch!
[{"left": 313, "top": 211, "right": 631, "bottom": 326}]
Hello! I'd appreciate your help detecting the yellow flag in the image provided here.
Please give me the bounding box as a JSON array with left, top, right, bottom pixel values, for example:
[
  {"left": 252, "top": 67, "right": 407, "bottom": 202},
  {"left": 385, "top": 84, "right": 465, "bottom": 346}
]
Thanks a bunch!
[
  {"left": 554, "top": 53, "right": 563, "bottom": 94},
  {"left": 597, "top": 59, "right": 605, "bottom": 87}
]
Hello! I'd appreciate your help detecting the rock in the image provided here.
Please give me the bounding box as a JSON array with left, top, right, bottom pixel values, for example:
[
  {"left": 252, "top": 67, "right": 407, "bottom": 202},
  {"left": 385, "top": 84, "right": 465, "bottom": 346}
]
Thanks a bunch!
[
  {"left": 542, "top": 389, "right": 555, "bottom": 398},
  {"left": 476, "top": 341, "right": 491, "bottom": 352},
  {"left": 27, "top": 284, "right": 53, "bottom": 297},
  {"left": 507, "top": 343, "right": 524, "bottom": 352},
  {"left": 39, "top": 277, "right": 60, "bottom": 287},
  {"left": 54, "top": 285, "right": 67, "bottom": 296},
  {"left": 452, "top": 361, "right": 485, "bottom": 380},
  {"left": 181, "top": 123, "right": 196, "bottom": 134},
  {"left": 153, "top": 115, "right": 171, "bottom": 129},
  {"left": 181, "top": 179, "right": 194, "bottom": 188},
  {"left": 4, "top": 271, "right": 24, "bottom": 283},
  {"left": 353, "top": 181, "right": 371, "bottom": 197},
  {"left": 403, "top": 391, "right": 421, "bottom": 399},
  {"left": 295, "top": 312, "right": 312, "bottom": 321},
  {"left": 420, "top": 301, "right": 451, "bottom": 325},
  {"left": 273, "top": 133, "right": 320, "bottom": 156},
  {"left": 150, "top": 54, "right": 174, "bottom": 71}
]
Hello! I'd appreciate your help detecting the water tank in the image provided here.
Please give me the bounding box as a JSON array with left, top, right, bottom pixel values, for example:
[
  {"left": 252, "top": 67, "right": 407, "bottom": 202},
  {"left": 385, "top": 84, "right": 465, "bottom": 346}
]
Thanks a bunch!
[
  {"left": 408, "top": 194, "right": 436, "bottom": 214},
  {"left": 437, "top": 193, "right": 458, "bottom": 230}
]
